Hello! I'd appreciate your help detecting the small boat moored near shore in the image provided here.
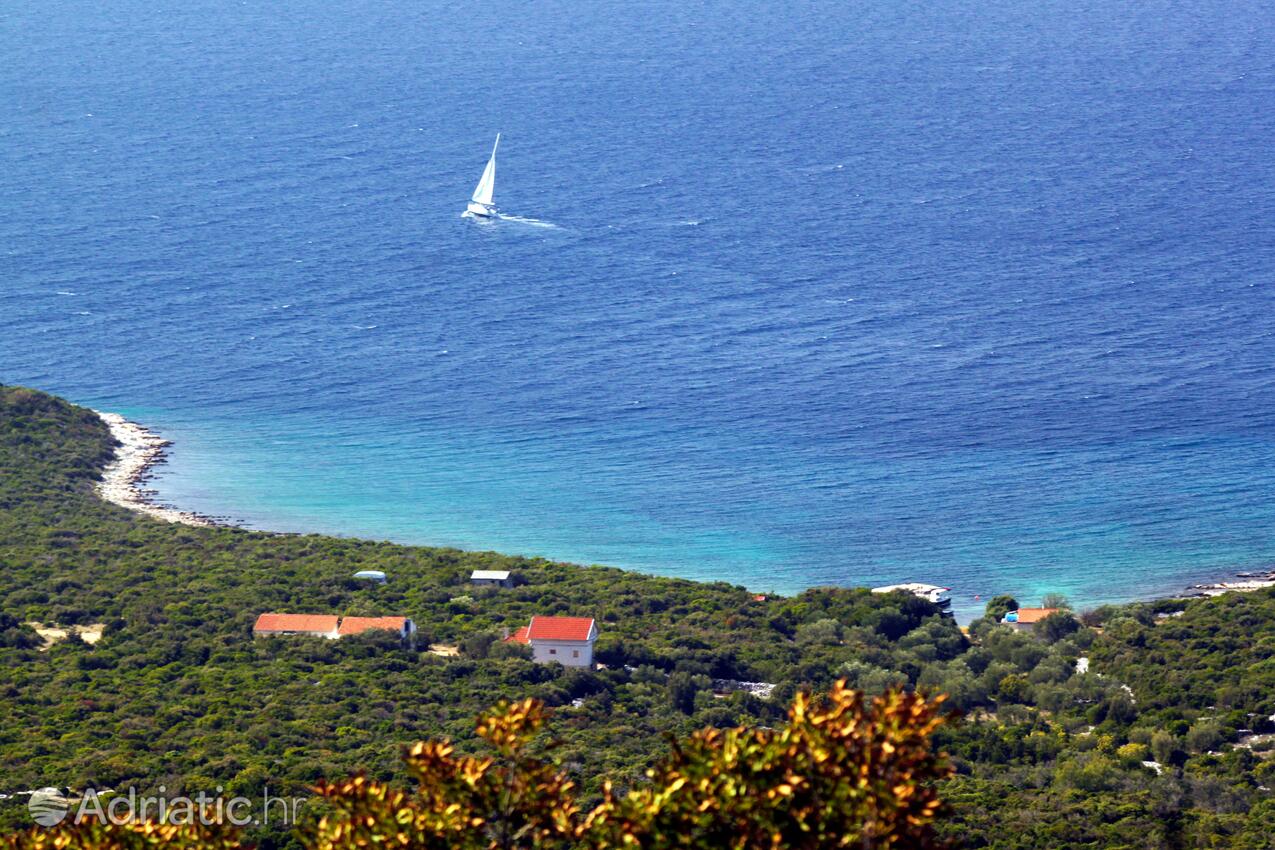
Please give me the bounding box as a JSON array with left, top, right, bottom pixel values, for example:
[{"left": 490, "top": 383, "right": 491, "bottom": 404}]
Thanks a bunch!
[{"left": 871, "top": 583, "right": 954, "bottom": 616}]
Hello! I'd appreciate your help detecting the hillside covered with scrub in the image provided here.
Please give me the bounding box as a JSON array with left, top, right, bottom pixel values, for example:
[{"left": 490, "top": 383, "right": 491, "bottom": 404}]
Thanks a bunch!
[{"left": 2, "top": 384, "right": 1275, "bottom": 848}]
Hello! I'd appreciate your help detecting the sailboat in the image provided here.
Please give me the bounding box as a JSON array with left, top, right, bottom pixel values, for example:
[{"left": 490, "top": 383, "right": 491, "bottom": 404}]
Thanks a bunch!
[{"left": 465, "top": 133, "right": 500, "bottom": 218}]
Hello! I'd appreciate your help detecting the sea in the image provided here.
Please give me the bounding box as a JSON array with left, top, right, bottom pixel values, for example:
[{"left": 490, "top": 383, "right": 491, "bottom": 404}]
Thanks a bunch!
[{"left": 3, "top": 0, "right": 1274, "bottom": 620}]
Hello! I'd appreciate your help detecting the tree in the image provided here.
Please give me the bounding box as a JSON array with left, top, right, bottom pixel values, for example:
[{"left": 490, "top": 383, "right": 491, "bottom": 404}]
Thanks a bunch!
[
  {"left": 1103, "top": 692, "right": 1138, "bottom": 725},
  {"left": 1038, "top": 611, "right": 1081, "bottom": 643},
  {"left": 996, "top": 673, "right": 1030, "bottom": 704},
  {"left": 460, "top": 631, "right": 496, "bottom": 659},
  {"left": 587, "top": 681, "right": 952, "bottom": 849},
  {"left": 984, "top": 595, "right": 1019, "bottom": 622},
  {"left": 668, "top": 671, "right": 711, "bottom": 714},
  {"left": 794, "top": 617, "right": 842, "bottom": 645},
  {"left": 1150, "top": 730, "right": 1180, "bottom": 766},
  {"left": 1185, "top": 720, "right": 1224, "bottom": 754},
  {"left": 1115, "top": 741, "right": 1148, "bottom": 763},
  {"left": 1040, "top": 593, "right": 1072, "bottom": 611},
  {"left": 859, "top": 667, "right": 909, "bottom": 696}
]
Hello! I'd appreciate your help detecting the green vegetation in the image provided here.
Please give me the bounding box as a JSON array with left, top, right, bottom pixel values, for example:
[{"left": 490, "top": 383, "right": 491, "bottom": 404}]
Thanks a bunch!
[
  {"left": 2, "top": 385, "right": 1275, "bottom": 847},
  {"left": 3, "top": 686, "right": 951, "bottom": 850}
]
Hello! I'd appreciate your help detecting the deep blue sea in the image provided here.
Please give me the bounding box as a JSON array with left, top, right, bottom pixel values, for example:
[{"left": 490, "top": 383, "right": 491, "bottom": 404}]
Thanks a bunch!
[{"left": 4, "top": 0, "right": 1275, "bottom": 619}]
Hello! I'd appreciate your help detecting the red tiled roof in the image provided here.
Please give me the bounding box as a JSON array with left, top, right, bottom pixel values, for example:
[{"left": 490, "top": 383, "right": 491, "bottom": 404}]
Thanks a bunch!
[
  {"left": 1012, "top": 607, "right": 1061, "bottom": 624},
  {"left": 526, "top": 616, "right": 596, "bottom": 642},
  {"left": 338, "top": 616, "right": 410, "bottom": 636},
  {"left": 503, "top": 626, "right": 531, "bottom": 644},
  {"left": 254, "top": 613, "right": 339, "bottom": 633}
]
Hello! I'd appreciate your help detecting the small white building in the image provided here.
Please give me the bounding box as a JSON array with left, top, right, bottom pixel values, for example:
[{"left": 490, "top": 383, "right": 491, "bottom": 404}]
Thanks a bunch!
[
  {"left": 504, "top": 616, "right": 597, "bottom": 667},
  {"left": 471, "top": 569, "right": 514, "bottom": 588},
  {"left": 353, "top": 570, "right": 388, "bottom": 584}
]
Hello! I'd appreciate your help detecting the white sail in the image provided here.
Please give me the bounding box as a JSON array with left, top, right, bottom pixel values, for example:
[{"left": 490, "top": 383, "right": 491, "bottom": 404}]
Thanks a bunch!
[{"left": 470, "top": 133, "right": 499, "bottom": 207}]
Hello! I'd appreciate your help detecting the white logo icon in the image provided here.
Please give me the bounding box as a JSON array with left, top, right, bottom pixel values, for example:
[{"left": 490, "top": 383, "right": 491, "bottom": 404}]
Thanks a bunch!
[{"left": 28, "top": 787, "right": 69, "bottom": 827}]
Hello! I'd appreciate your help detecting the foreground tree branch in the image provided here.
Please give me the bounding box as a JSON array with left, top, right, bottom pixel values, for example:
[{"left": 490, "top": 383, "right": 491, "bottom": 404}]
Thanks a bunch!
[{"left": 3, "top": 681, "right": 950, "bottom": 850}]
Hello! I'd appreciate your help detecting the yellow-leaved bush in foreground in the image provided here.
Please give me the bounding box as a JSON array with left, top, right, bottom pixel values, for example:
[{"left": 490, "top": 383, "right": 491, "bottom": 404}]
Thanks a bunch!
[{"left": 4, "top": 680, "right": 951, "bottom": 850}]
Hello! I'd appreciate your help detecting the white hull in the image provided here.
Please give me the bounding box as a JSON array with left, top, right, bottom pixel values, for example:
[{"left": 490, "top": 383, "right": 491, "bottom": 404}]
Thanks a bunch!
[{"left": 466, "top": 201, "right": 497, "bottom": 218}]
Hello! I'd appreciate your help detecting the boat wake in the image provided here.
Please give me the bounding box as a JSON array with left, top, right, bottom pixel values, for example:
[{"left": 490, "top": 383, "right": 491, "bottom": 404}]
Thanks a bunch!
[
  {"left": 496, "top": 213, "right": 558, "bottom": 229},
  {"left": 460, "top": 211, "right": 560, "bottom": 229}
]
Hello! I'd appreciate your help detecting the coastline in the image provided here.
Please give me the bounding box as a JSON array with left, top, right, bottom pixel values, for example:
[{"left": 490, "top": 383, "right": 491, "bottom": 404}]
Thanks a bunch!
[
  {"left": 90, "top": 409, "right": 1275, "bottom": 607},
  {"left": 1183, "top": 574, "right": 1275, "bottom": 598},
  {"left": 93, "top": 411, "right": 225, "bottom": 528}
]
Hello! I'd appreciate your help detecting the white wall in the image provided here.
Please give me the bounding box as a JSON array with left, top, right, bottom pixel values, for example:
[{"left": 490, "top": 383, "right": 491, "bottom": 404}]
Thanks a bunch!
[
  {"left": 531, "top": 638, "right": 594, "bottom": 667},
  {"left": 255, "top": 628, "right": 340, "bottom": 640}
]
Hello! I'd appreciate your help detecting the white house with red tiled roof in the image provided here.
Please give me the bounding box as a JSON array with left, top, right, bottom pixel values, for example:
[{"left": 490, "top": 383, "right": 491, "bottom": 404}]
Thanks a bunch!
[
  {"left": 504, "top": 616, "right": 597, "bottom": 667},
  {"left": 253, "top": 613, "right": 341, "bottom": 639}
]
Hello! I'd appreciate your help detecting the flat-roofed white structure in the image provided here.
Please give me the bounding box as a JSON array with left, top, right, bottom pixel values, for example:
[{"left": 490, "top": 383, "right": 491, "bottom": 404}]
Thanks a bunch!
[{"left": 471, "top": 569, "right": 514, "bottom": 588}]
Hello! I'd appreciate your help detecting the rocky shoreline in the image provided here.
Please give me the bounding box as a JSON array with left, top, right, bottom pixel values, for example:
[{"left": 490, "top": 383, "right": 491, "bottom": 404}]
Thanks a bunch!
[
  {"left": 93, "top": 411, "right": 229, "bottom": 528},
  {"left": 1184, "top": 570, "right": 1275, "bottom": 598},
  {"left": 89, "top": 411, "right": 1274, "bottom": 604}
]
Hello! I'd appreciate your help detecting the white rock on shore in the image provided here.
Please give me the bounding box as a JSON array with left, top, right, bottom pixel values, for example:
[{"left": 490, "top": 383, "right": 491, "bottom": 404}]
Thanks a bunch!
[
  {"left": 1193, "top": 581, "right": 1275, "bottom": 596},
  {"left": 1191, "top": 579, "right": 1275, "bottom": 596},
  {"left": 93, "top": 411, "right": 217, "bottom": 527}
]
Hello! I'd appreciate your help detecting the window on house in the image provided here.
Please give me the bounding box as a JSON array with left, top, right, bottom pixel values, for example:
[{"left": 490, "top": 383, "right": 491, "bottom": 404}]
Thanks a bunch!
[
  {"left": 573, "top": 650, "right": 580, "bottom": 658},
  {"left": 549, "top": 648, "right": 556, "bottom": 654}
]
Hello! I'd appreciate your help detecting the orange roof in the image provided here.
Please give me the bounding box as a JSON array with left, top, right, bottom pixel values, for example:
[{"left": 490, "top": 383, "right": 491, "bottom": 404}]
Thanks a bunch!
[
  {"left": 503, "top": 626, "right": 531, "bottom": 644},
  {"left": 254, "top": 613, "right": 339, "bottom": 633},
  {"left": 338, "top": 616, "right": 410, "bottom": 636},
  {"left": 526, "top": 616, "right": 596, "bottom": 642},
  {"left": 1012, "top": 607, "right": 1061, "bottom": 624}
]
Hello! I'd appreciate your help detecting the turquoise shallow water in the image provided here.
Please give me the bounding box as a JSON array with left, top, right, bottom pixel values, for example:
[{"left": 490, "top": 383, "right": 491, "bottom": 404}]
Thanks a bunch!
[{"left": 3, "top": 0, "right": 1275, "bottom": 620}]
